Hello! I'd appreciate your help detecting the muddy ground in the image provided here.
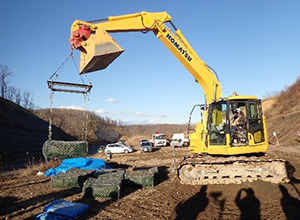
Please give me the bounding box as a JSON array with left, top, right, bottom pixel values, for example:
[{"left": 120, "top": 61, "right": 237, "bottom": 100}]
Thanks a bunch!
[{"left": 1, "top": 145, "right": 300, "bottom": 220}]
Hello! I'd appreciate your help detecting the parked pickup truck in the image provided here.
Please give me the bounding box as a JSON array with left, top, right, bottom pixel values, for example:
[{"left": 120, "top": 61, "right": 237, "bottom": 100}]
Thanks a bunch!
[
  {"left": 170, "top": 133, "right": 189, "bottom": 148},
  {"left": 151, "top": 133, "right": 167, "bottom": 147}
]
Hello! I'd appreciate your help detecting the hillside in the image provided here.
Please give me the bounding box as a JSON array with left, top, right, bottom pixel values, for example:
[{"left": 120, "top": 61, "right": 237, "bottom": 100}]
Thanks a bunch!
[
  {"left": 34, "top": 109, "right": 190, "bottom": 147},
  {"left": 125, "top": 124, "right": 189, "bottom": 137},
  {"left": 34, "top": 109, "right": 123, "bottom": 146},
  {"left": 263, "top": 77, "right": 300, "bottom": 147},
  {"left": 122, "top": 124, "right": 189, "bottom": 146},
  {"left": 0, "top": 98, "right": 74, "bottom": 166}
]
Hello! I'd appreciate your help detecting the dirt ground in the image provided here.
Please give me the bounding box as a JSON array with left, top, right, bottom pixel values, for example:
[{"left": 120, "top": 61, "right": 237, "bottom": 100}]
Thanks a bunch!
[{"left": 1, "top": 145, "right": 300, "bottom": 220}]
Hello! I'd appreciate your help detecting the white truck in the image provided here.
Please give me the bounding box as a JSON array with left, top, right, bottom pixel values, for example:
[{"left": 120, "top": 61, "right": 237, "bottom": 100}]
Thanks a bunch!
[
  {"left": 171, "top": 133, "right": 189, "bottom": 148},
  {"left": 151, "top": 133, "right": 167, "bottom": 147}
]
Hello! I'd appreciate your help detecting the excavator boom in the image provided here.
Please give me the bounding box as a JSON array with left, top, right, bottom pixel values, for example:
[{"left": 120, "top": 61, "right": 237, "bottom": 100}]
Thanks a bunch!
[{"left": 69, "top": 11, "right": 221, "bottom": 104}]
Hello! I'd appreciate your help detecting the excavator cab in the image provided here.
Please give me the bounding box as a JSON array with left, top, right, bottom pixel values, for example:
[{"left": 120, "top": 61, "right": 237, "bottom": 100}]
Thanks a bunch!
[
  {"left": 189, "top": 96, "right": 268, "bottom": 155},
  {"left": 207, "top": 98, "right": 265, "bottom": 148}
]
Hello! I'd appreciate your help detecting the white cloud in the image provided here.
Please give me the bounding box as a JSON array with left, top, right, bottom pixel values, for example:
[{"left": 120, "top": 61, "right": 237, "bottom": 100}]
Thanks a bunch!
[
  {"left": 59, "top": 106, "right": 84, "bottom": 110},
  {"left": 135, "top": 112, "right": 167, "bottom": 118},
  {"left": 136, "top": 111, "right": 147, "bottom": 117},
  {"left": 154, "top": 114, "right": 167, "bottom": 118},
  {"left": 105, "top": 98, "right": 119, "bottom": 103},
  {"left": 95, "top": 109, "right": 109, "bottom": 115}
]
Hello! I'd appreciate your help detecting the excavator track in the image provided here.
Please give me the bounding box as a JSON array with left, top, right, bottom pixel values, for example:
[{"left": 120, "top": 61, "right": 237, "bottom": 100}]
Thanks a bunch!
[{"left": 177, "top": 154, "right": 295, "bottom": 185}]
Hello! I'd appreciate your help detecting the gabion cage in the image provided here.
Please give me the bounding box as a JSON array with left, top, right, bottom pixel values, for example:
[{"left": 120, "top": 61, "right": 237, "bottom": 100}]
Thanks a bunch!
[
  {"left": 94, "top": 168, "right": 125, "bottom": 179},
  {"left": 51, "top": 168, "right": 94, "bottom": 188},
  {"left": 82, "top": 172, "right": 123, "bottom": 199},
  {"left": 124, "top": 170, "right": 155, "bottom": 188},
  {"left": 43, "top": 140, "right": 88, "bottom": 161}
]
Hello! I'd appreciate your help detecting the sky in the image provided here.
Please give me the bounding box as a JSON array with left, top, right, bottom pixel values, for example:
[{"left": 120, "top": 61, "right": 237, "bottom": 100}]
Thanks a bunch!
[{"left": 1, "top": 0, "right": 300, "bottom": 125}]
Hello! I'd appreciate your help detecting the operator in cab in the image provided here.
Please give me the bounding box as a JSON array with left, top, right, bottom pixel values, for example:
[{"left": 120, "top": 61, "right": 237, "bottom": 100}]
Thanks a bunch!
[{"left": 231, "top": 109, "right": 247, "bottom": 145}]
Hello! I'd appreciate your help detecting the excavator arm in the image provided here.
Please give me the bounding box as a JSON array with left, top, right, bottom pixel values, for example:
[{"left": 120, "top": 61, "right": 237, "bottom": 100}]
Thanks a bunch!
[{"left": 69, "top": 11, "right": 222, "bottom": 104}]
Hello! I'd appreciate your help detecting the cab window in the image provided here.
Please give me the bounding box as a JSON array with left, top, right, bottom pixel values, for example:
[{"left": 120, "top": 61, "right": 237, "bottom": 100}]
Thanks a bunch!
[{"left": 209, "top": 102, "right": 227, "bottom": 145}]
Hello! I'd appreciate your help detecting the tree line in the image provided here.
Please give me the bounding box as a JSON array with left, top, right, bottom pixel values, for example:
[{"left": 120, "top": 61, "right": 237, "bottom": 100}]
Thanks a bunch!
[{"left": 0, "top": 64, "right": 36, "bottom": 110}]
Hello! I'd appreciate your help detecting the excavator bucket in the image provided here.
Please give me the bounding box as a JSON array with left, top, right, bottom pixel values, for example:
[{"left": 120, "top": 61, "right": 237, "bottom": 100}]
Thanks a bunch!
[{"left": 79, "top": 28, "right": 124, "bottom": 74}]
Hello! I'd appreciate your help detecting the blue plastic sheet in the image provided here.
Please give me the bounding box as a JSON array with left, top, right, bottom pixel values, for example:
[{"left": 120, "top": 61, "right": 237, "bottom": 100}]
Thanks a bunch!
[
  {"left": 34, "top": 199, "right": 89, "bottom": 220},
  {"left": 45, "top": 158, "right": 106, "bottom": 176}
]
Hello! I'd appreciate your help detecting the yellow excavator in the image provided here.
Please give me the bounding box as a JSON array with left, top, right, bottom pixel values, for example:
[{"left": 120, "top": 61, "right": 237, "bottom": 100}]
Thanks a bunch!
[{"left": 69, "top": 11, "right": 294, "bottom": 184}]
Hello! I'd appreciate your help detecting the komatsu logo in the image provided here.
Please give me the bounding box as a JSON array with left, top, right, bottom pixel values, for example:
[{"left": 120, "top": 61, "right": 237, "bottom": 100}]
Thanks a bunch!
[{"left": 166, "top": 33, "right": 192, "bottom": 62}]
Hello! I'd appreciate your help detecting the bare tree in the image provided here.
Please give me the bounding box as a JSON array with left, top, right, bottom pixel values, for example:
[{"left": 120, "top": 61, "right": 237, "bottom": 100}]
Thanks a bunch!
[
  {"left": 0, "top": 65, "right": 13, "bottom": 98},
  {"left": 22, "top": 90, "right": 35, "bottom": 109},
  {"left": 6, "top": 86, "right": 21, "bottom": 104},
  {"left": 14, "top": 87, "right": 22, "bottom": 105},
  {"left": 6, "top": 85, "right": 16, "bottom": 100}
]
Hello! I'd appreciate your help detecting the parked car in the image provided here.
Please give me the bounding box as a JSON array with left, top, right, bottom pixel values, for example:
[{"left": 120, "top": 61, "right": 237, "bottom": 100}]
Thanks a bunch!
[
  {"left": 105, "top": 142, "right": 133, "bottom": 155},
  {"left": 140, "top": 139, "right": 151, "bottom": 145},
  {"left": 140, "top": 141, "right": 153, "bottom": 152}
]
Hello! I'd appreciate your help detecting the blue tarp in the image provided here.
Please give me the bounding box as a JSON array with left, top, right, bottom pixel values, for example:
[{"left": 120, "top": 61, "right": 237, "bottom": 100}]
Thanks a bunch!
[
  {"left": 45, "top": 158, "right": 106, "bottom": 176},
  {"left": 34, "top": 199, "right": 89, "bottom": 220}
]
